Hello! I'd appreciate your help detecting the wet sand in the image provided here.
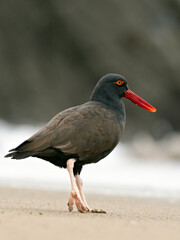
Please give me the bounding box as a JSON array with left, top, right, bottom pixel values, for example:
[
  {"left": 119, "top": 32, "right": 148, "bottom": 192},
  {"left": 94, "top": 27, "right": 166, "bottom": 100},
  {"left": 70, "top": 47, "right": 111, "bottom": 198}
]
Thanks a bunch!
[{"left": 0, "top": 187, "right": 179, "bottom": 240}]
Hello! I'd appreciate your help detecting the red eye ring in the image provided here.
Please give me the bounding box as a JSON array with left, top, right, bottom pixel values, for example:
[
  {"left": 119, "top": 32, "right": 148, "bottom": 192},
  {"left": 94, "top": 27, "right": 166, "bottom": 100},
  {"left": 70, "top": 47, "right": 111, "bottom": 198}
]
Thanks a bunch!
[{"left": 115, "top": 80, "right": 124, "bottom": 86}]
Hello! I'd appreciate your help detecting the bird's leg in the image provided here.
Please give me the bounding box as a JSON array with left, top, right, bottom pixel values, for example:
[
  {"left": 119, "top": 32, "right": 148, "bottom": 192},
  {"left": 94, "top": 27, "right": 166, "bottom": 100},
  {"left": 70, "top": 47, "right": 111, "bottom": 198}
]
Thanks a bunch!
[
  {"left": 75, "top": 174, "right": 91, "bottom": 212},
  {"left": 66, "top": 159, "right": 87, "bottom": 213},
  {"left": 75, "top": 174, "right": 106, "bottom": 214}
]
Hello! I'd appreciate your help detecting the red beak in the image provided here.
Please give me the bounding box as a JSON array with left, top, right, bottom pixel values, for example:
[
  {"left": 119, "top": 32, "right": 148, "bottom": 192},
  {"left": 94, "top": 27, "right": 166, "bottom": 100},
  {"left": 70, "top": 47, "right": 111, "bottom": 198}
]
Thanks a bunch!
[{"left": 124, "top": 89, "right": 156, "bottom": 112}]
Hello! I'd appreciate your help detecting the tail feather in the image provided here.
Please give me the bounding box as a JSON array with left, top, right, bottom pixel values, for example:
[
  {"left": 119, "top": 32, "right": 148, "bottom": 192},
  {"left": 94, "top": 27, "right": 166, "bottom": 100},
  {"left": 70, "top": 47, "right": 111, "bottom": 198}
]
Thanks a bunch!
[
  {"left": 4, "top": 151, "right": 34, "bottom": 159},
  {"left": 5, "top": 140, "right": 35, "bottom": 159}
]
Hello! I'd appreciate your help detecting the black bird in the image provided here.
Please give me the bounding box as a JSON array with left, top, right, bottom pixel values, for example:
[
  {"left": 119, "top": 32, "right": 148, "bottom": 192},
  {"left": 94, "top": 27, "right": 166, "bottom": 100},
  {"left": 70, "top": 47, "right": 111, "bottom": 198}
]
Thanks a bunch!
[{"left": 5, "top": 73, "right": 156, "bottom": 213}]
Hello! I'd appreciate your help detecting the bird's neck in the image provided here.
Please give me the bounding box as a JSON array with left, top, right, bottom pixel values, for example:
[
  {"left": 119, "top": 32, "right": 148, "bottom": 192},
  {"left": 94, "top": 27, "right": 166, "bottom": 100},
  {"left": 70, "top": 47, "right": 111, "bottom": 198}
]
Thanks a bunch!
[{"left": 90, "top": 91, "right": 126, "bottom": 129}]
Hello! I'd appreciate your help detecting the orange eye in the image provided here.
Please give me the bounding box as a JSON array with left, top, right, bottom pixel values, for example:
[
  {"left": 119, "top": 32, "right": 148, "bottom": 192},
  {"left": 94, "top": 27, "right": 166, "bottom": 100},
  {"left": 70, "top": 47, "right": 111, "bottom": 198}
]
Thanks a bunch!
[{"left": 115, "top": 80, "right": 124, "bottom": 86}]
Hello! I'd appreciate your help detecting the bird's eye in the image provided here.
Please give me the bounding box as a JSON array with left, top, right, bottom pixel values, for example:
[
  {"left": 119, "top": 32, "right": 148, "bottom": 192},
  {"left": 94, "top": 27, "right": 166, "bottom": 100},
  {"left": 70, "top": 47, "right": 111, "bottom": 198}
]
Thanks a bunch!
[{"left": 115, "top": 80, "right": 124, "bottom": 86}]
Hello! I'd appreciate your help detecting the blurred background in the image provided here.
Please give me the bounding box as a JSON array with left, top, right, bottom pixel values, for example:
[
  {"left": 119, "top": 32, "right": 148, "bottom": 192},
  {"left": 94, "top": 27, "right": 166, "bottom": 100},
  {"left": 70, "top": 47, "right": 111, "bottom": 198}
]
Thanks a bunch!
[{"left": 0, "top": 0, "right": 180, "bottom": 198}]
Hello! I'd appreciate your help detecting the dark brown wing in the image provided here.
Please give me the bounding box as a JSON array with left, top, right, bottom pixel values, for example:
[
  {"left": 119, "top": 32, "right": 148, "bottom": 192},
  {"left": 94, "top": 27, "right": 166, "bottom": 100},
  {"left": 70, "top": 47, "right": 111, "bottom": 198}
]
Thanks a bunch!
[
  {"left": 6, "top": 102, "right": 122, "bottom": 161},
  {"left": 50, "top": 102, "right": 122, "bottom": 160},
  {"left": 7, "top": 105, "right": 79, "bottom": 153}
]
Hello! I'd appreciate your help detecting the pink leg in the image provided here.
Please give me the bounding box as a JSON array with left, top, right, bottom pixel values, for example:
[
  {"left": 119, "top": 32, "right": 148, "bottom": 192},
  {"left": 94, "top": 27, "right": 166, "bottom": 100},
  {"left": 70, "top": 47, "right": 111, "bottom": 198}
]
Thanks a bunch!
[
  {"left": 76, "top": 174, "right": 106, "bottom": 214},
  {"left": 66, "top": 159, "right": 88, "bottom": 213},
  {"left": 76, "top": 174, "right": 91, "bottom": 211}
]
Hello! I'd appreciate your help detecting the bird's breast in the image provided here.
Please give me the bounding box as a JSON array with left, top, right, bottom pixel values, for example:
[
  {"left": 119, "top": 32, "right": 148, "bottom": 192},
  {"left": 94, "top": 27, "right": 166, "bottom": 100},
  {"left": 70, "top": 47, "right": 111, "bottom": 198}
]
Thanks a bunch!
[{"left": 74, "top": 105, "right": 122, "bottom": 163}]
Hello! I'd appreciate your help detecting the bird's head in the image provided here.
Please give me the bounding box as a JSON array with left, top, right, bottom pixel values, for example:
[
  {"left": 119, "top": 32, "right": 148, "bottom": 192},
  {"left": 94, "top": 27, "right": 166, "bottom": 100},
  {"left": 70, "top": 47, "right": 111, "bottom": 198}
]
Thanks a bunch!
[{"left": 91, "top": 73, "right": 156, "bottom": 113}]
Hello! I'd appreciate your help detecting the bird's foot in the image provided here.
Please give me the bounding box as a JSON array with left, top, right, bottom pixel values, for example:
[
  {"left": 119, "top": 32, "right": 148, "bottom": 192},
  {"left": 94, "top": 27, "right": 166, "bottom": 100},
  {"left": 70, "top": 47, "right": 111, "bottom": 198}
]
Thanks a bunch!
[
  {"left": 68, "top": 189, "right": 88, "bottom": 213},
  {"left": 67, "top": 189, "right": 106, "bottom": 214}
]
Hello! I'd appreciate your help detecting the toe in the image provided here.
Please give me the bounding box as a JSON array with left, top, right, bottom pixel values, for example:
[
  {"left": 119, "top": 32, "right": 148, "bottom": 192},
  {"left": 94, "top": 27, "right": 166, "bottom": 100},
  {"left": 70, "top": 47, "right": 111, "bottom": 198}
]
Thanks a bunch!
[
  {"left": 68, "top": 189, "right": 89, "bottom": 213},
  {"left": 68, "top": 195, "right": 74, "bottom": 212},
  {"left": 75, "top": 197, "right": 87, "bottom": 213}
]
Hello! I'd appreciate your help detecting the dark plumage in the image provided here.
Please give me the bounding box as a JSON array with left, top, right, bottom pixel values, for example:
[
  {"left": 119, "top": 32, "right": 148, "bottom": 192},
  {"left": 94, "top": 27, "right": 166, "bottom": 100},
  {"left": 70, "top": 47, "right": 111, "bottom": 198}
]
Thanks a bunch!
[
  {"left": 5, "top": 73, "right": 156, "bottom": 213},
  {"left": 5, "top": 74, "right": 127, "bottom": 173}
]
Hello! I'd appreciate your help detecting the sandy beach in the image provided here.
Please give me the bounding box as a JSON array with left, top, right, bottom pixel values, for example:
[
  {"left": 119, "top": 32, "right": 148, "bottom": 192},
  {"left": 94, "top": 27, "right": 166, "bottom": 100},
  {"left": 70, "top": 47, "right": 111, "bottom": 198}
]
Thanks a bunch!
[{"left": 0, "top": 187, "right": 179, "bottom": 240}]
